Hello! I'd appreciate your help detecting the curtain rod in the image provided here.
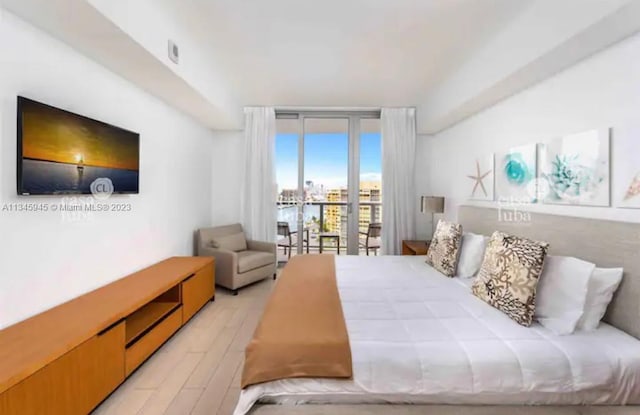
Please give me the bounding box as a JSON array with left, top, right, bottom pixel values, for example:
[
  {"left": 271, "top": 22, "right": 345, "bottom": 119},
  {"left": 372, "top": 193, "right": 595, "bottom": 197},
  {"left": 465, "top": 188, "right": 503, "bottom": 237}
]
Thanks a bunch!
[
  {"left": 275, "top": 106, "right": 381, "bottom": 112},
  {"left": 275, "top": 109, "right": 382, "bottom": 119}
]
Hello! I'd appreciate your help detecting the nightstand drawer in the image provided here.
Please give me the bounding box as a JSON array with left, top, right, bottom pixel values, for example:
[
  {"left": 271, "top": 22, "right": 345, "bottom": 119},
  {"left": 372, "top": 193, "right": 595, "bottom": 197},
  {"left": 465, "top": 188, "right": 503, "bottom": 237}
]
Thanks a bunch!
[{"left": 402, "top": 240, "right": 430, "bottom": 255}]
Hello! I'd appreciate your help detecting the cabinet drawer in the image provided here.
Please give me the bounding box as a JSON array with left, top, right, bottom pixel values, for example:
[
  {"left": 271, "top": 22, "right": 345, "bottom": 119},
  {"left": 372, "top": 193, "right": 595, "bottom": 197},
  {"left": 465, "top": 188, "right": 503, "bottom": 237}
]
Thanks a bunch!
[
  {"left": 0, "top": 321, "right": 125, "bottom": 415},
  {"left": 182, "top": 264, "right": 214, "bottom": 323},
  {"left": 125, "top": 305, "right": 182, "bottom": 376}
]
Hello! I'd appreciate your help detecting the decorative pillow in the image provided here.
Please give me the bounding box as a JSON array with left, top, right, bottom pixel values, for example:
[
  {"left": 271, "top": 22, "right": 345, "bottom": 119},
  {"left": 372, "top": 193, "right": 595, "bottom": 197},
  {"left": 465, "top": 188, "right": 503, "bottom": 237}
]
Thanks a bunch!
[
  {"left": 425, "top": 220, "right": 463, "bottom": 277},
  {"left": 576, "top": 267, "right": 624, "bottom": 331},
  {"left": 456, "top": 232, "right": 489, "bottom": 278},
  {"left": 534, "top": 256, "right": 595, "bottom": 335},
  {"left": 210, "top": 232, "right": 248, "bottom": 252},
  {"left": 472, "top": 231, "right": 549, "bottom": 326}
]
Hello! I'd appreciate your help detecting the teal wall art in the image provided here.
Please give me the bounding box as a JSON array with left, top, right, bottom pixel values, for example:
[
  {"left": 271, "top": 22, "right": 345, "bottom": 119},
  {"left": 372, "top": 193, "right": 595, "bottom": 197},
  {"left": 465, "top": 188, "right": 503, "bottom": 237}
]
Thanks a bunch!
[
  {"left": 539, "top": 129, "right": 610, "bottom": 206},
  {"left": 495, "top": 143, "right": 537, "bottom": 203}
]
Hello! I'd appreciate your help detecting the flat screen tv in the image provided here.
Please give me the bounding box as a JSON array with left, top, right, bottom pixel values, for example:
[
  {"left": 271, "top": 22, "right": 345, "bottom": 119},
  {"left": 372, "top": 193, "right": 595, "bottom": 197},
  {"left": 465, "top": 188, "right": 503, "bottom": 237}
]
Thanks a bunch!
[{"left": 17, "top": 96, "right": 140, "bottom": 195}]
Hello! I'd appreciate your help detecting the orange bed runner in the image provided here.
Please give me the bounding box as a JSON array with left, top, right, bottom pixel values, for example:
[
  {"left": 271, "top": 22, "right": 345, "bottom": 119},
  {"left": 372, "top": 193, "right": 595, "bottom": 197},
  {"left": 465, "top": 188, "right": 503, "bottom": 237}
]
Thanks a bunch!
[{"left": 241, "top": 254, "right": 352, "bottom": 388}]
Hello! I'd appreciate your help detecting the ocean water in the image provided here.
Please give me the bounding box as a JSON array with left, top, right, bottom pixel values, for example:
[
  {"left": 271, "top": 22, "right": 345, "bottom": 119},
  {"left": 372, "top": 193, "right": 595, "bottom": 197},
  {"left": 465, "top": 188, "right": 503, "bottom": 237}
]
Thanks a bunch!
[
  {"left": 277, "top": 205, "right": 320, "bottom": 230},
  {"left": 21, "top": 159, "right": 138, "bottom": 194}
]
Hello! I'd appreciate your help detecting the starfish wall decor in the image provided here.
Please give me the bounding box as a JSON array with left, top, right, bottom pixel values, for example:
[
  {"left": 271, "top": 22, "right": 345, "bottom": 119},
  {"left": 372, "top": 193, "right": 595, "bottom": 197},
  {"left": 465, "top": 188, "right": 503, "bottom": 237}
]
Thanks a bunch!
[
  {"left": 615, "top": 123, "right": 640, "bottom": 208},
  {"left": 467, "top": 158, "right": 493, "bottom": 200},
  {"left": 624, "top": 173, "right": 640, "bottom": 201}
]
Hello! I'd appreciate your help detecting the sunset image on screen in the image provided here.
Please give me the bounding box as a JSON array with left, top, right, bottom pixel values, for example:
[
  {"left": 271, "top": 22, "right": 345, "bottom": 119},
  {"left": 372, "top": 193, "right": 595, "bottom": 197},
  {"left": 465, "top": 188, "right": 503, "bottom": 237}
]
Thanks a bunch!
[
  {"left": 21, "top": 100, "right": 139, "bottom": 171},
  {"left": 19, "top": 98, "right": 140, "bottom": 194}
]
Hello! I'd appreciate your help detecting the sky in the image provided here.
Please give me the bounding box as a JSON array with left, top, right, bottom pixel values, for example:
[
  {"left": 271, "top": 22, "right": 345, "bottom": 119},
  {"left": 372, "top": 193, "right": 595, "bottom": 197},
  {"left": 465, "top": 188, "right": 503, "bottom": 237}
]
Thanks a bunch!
[{"left": 276, "top": 132, "right": 382, "bottom": 190}]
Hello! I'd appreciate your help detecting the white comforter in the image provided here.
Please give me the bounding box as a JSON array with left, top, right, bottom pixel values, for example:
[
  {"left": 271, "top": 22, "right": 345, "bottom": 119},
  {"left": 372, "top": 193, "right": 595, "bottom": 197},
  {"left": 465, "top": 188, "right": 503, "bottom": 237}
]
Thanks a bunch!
[{"left": 234, "top": 256, "right": 640, "bottom": 414}]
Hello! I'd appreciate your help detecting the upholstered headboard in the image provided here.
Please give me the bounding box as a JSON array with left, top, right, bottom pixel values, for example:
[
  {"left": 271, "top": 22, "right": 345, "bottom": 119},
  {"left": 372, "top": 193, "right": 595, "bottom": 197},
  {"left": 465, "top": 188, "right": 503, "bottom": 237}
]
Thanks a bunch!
[{"left": 458, "top": 206, "right": 640, "bottom": 340}]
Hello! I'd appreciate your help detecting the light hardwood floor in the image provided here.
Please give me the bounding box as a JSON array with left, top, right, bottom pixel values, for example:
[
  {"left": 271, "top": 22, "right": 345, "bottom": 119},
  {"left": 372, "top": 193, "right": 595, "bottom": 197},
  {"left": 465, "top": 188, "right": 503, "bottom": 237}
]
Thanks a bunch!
[
  {"left": 93, "top": 275, "right": 275, "bottom": 415},
  {"left": 93, "top": 271, "right": 638, "bottom": 415}
]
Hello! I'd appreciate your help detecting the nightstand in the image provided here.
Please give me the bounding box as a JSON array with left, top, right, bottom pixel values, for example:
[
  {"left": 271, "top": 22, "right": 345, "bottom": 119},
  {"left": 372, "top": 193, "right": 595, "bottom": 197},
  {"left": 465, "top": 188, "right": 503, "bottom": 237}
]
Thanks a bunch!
[{"left": 402, "top": 240, "right": 430, "bottom": 255}]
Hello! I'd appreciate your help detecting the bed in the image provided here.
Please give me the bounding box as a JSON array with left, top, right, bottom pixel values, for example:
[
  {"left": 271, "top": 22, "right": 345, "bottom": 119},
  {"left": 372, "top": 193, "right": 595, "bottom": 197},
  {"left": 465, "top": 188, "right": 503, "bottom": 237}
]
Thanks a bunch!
[{"left": 234, "top": 206, "right": 640, "bottom": 414}]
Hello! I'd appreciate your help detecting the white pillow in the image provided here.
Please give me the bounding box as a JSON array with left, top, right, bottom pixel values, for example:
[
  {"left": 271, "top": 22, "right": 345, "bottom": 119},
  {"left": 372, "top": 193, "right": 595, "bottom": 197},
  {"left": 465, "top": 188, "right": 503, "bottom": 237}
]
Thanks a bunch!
[
  {"left": 576, "top": 267, "right": 624, "bottom": 331},
  {"left": 535, "top": 255, "right": 595, "bottom": 335},
  {"left": 456, "top": 232, "right": 488, "bottom": 278}
]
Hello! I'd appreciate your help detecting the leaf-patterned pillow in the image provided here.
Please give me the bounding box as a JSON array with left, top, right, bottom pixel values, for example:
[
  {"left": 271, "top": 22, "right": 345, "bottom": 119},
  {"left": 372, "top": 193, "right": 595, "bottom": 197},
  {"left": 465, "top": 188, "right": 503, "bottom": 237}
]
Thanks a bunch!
[
  {"left": 425, "top": 220, "right": 463, "bottom": 277},
  {"left": 472, "top": 231, "right": 549, "bottom": 326}
]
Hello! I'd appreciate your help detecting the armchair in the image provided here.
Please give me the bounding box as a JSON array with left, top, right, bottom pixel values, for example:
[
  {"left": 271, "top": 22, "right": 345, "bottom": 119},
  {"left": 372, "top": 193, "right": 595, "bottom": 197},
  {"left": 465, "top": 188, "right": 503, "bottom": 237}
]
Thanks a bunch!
[{"left": 197, "top": 224, "right": 276, "bottom": 295}]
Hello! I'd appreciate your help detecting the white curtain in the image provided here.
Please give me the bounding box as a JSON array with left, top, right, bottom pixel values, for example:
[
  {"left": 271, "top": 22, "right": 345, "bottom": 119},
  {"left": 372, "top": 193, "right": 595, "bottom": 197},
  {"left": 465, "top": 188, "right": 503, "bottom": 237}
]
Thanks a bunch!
[
  {"left": 381, "top": 108, "right": 417, "bottom": 255},
  {"left": 241, "top": 107, "right": 277, "bottom": 242}
]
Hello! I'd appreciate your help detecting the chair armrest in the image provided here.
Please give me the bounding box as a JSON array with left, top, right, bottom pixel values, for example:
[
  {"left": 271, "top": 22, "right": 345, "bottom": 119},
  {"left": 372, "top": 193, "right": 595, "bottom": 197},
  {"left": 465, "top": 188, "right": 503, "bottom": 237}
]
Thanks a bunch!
[
  {"left": 199, "top": 247, "right": 237, "bottom": 283},
  {"left": 246, "top": 239, "right": 277, "bottom": 255}
]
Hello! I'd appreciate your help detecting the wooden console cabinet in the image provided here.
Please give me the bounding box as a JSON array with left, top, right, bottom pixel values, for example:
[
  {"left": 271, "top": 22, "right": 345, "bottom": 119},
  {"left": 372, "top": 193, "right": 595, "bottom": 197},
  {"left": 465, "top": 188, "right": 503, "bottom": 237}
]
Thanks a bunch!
[{"left": 0, "top": 256, "right": 214, "bottom": 415}]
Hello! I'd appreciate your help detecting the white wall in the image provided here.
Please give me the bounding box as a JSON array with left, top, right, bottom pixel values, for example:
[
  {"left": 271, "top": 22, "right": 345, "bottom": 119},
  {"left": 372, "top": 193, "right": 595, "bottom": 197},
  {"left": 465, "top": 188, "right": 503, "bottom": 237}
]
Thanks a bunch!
[
  {"left": 210, "top": 130, "right": 243, "bottom": 226},
  {"left": 0, "top": 10, "right": 215, "bottom": 329},
  {"left": 422, "top": 29, "right": 640, "bottom": 224},
  {"left": 414, "top": 134, "right": 435, "bottom": 240},
  {"left": 420, "top": 0, "right": 631, "bottom": 132},
  {"left": 87, "top": 0, "right": 239, "bottom": 127}
]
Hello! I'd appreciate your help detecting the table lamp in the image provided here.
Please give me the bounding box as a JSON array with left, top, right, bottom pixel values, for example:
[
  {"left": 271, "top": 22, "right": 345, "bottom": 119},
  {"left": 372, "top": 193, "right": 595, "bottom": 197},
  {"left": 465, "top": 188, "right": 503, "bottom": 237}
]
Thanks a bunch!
[{"left": 421, "top": 196, "right": 445, "bottom": 240}]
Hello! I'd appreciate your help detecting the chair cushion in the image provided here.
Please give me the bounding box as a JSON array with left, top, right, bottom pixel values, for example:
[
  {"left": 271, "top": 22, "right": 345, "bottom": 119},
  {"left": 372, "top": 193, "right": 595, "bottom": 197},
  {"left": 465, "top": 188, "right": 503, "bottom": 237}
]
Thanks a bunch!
[
  {"left": 359, "top": 237, "right": 380, "bottom": 248},
  {"left": 277, "top": 234, "right": 305, "bottom": 247},
  {"left": 237, "top": 250, "right": 275, "bottom": 273},
  {"left": 211, "top": 232, "right": 247, "bottom": 252}
]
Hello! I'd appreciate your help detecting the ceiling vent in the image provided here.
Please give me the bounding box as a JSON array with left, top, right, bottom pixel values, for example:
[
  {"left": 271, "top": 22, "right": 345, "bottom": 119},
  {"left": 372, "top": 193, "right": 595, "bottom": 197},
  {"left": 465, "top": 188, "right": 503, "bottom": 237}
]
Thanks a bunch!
[{"left": 168, "top": 40, "right": 179, "bottom": 64}]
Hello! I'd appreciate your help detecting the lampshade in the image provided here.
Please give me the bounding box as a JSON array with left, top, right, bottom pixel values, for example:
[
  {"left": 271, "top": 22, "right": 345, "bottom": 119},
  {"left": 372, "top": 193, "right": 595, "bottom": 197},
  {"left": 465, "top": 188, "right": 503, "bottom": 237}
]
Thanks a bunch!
[{"left": 421, "top": 196, "right": 445, "bottom": 214}]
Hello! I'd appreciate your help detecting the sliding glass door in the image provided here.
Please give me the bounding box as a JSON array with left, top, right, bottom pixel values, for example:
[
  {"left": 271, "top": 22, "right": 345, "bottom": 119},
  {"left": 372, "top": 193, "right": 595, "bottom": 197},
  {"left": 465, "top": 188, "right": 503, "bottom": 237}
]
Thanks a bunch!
[
  {"left": 276, "top": 112, "right": 381, "bottom": 257},
  {"left": 303, "top": 118, "right": 349, "bottom": 255},
  {"left": 358, "top": 118, "right": 382, "bottom": 255}
]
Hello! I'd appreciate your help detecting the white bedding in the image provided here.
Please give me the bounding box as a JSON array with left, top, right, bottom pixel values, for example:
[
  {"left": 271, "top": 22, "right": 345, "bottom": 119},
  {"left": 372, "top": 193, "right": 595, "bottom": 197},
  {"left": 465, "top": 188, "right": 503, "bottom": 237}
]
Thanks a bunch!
[{"left": 234, "top": 256, "right": 640, "bottom": 414}]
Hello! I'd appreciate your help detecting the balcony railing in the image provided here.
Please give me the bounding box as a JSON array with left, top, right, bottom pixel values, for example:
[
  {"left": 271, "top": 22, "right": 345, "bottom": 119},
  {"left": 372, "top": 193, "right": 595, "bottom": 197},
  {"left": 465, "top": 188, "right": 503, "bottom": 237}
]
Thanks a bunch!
[{"left": 276, "top": 201, "right": 381, "bottom": 255}]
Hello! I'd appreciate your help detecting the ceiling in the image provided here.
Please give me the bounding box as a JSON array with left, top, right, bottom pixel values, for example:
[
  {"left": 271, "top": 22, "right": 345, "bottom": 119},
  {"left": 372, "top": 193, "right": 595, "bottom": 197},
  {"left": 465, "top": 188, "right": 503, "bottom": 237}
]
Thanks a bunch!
[
  {"left": 159, "top": 0, "right": 525, "bottom": 108},
  {"left": 2, "top": 0, "right": 639, "bottom": 133}
]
